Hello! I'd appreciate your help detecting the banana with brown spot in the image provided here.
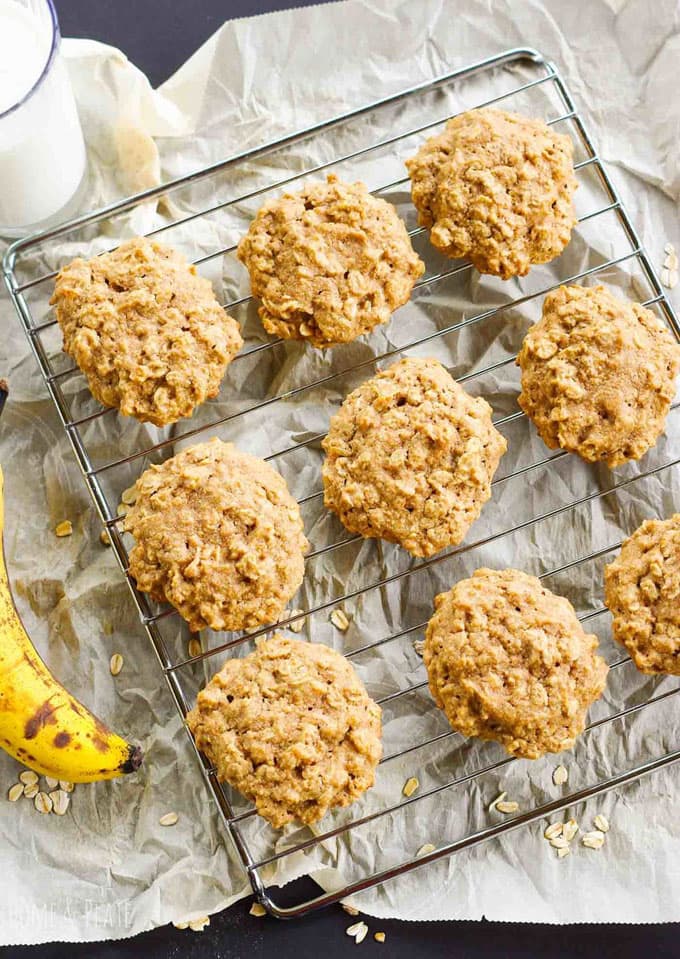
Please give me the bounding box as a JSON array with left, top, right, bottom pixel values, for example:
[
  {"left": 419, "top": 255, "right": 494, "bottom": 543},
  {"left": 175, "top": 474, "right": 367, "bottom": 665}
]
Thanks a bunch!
[{"left": 0, "top": 460, "right": 143, "bottom": 782}]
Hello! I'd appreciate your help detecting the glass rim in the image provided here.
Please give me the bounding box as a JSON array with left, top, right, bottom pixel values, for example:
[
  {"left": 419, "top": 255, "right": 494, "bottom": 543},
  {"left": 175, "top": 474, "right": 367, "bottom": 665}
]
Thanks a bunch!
[{"left": 0, "top": 0, "right": 60, "bottom": 122}]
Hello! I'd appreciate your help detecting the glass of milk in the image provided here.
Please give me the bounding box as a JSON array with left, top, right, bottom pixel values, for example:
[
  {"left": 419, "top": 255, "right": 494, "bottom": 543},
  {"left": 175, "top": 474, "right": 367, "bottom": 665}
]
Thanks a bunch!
[{"left": 0, "top": 0, "right": 87, "bottom": 236}]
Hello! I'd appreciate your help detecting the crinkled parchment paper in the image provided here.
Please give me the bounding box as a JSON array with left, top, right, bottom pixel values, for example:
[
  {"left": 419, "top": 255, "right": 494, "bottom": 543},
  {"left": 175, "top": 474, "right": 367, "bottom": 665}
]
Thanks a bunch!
[{"left": 1, "top": 0, "right": 680, "bottom": 944}]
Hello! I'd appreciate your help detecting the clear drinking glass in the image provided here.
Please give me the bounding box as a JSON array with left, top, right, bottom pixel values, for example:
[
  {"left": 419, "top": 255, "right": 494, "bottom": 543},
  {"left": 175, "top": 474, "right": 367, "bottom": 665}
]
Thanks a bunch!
[{"left": 0, "top": 0, "right": 87, "bottom": 236}]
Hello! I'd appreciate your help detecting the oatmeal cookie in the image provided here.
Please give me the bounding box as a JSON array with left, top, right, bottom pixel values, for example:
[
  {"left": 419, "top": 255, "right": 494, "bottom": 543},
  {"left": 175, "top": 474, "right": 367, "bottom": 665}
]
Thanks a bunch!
[
  {"left": 517, "top": 285, "right": 680, "bottom": 467},
  {"left": 424, "top": 568, "right": 609, "bottom": 759},
  {"left": 187, "top": 634, "right": 382, "bottom": 827},
  {"left": 322, "top": 357, "right": 507, "bottom": 557},
  {"left": 406, "top": 108, "right": 577, "bottom": 278},
  {"left": 237, "top": 175, "right": 424, "bottom": 348},
  {"left": 123, "top": 438, "right": 308, "bottom": 632},
  {"left": 51, "top": 237, "right": 243, "bottom": 426},
  {"left": 604, "top": 514, "right": 680, "bottom": 675}
]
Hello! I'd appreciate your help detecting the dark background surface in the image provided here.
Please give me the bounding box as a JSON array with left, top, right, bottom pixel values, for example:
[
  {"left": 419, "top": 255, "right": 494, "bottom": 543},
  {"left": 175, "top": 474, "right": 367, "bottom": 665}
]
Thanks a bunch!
[
  {"left": 4, "top": 2, "right": 678, "bottom": 957},
  {"left": 56, "top": 0, "right": 338, "bottom": 88}
]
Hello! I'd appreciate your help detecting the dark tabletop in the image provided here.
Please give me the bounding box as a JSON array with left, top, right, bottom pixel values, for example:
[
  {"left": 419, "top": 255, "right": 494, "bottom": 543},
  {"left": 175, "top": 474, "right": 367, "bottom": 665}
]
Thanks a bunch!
[{"left": 4, "top": 3, "right": 678, "bottom": 957}]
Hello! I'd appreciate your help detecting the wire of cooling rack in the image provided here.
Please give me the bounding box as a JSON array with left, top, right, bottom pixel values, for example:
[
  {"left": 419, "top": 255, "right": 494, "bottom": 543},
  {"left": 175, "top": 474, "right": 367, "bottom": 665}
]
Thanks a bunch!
[{"left": 4, "top": 46, "right": 680, "bottom": 918}]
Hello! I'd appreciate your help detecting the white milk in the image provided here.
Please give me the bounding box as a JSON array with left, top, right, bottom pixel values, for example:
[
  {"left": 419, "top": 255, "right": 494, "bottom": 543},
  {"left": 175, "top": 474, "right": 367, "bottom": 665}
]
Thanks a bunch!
[{"left": 0, "top": 0, "right": 86, "bottom": 232}]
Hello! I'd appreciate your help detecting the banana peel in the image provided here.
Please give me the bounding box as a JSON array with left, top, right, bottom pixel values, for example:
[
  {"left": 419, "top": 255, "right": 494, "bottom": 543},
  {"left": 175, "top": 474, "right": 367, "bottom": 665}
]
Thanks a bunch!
[{"left": 0, "top": 383, "right": 143, "bottom": 782}]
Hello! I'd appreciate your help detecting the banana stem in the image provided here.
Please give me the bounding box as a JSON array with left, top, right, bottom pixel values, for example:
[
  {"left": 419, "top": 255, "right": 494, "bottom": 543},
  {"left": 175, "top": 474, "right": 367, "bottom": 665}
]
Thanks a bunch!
[{"left": 0, "top": 380, "right": 7, "bottom": 420}]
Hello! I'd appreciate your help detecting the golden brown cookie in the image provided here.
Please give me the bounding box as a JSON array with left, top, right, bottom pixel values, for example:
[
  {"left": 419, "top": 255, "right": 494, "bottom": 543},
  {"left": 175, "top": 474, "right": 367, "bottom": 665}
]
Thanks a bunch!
[
  {"left": 51, "top": 237, "right": 243, "bottom": 426},
  {"left": 123, "top": 439, "right": 308, "bottom": 632},
  {"left": 604, "top": 514, "right": 680, "bottom": 675},
  {"left": 237, "top": 175, "right": 424, "bottom": 348},
  {"left": 424, "top": 568, "right": 609, "bottom": 759},
  {"left": 517, "top": 285, "right": 680, "bottom": 467},
  {"left": 406, "top": 108, "right": 577, "bottom": 278},
  {"left": 187, "top": 634, "right": 382, "bottom": 827},
  {"left": 321, "top": 357, "right": 506, "bottom": 558}
]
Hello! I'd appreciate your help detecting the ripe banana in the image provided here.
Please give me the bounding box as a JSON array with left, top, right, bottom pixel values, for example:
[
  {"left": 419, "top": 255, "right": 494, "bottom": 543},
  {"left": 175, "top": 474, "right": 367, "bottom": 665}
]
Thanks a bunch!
[{"left": 0, "top": 463, "right": 143, "bottom": 782}]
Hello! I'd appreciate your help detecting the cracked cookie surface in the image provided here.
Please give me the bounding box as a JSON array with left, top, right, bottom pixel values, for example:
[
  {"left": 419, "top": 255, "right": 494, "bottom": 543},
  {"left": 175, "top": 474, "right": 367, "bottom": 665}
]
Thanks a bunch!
[
  {"left": 187, "top": 634, "right": 382, "bottom": 827},
  {"left": 237, "top": 175, "right": 424, "bottom": 348},
  {"left": 406, "top": 108, "right": 577, "bottom": 278},
  {"left": 124, "top": 438, "right": 308, "bottom": 632},
  {"left": 605, "top": 514, "right": 680, "bottom": 675},
  {"left": 321, "top": 357, "right": 507, "bottom": 557},
  {"left": 518, "top": 285, "right": 680, "bottom": 467},
  {"left": 51, "top": 237, "right": 243, "bottom": 426},
  {"left": 424, "top": 568, "right": 609, "bottom": 759}
]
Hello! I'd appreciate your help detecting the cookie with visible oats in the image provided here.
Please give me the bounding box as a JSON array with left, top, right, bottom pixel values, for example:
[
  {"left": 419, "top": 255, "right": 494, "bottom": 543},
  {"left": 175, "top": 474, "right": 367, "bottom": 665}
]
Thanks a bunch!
[
  {"left": 406, "top": 108, "right": 577, "bottom": 279},
  {"left": 424, "top": 568, "right": 609, "bottom": 759},
  {"left": 123, "top": 439, "right": 308, "bottom": 632},
  {"left": 51, "top": 237, "right": 243, "bottom": 426},
  {"left": 517, "top": 285, "right": 680, "bottom": 467},
  {"left": 322, "top": 357, "right": 506, "bottom": 558},
  {"left": 237, "top": 175, "right": 424, "bottom": 348},
  {"left": 187, "top": 634, "right": 382, "bottom": 827},
  {"left": 604, "top": 514, "right": 680, "bottom": 675}
]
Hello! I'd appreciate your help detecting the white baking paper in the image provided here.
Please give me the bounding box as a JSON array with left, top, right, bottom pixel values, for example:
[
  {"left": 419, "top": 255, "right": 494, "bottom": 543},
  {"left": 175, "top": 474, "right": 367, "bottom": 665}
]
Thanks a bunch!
[{"left": 1, "top": 0, "right": 680, "bottom": 944}]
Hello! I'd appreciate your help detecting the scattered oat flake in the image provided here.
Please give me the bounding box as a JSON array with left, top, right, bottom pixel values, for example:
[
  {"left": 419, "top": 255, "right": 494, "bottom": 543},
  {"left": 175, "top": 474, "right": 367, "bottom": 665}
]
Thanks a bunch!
[
  {"left": 8, "top": 783, "right": 24, "bottom": 802},
  {"left": 117, "top": 502, "right": 129, "bottom": 517},
  {"left": 23, "top": 783, "right": 39, "bottom": 799},
  {"left": 19, "top": 770, "right": 38, "bottom": 787},
  {"left": 488, "top": 791, "right": 507, "bottom": 812},
  {"left": 346, "top": 921, "right": 367, "bottom": 936},
  {"left": 34, "top": 791, "right": 53, "bottom": 814},
  {"left": 100, "top": 529, "right": 111, "bottom": 546},
  {"left": 299, "top": 322, "right": 313, "bottom": 337},
  {"left": 188, "top": 917, "right": 210, "bottom": 932},
  {"left": 55, "top": 520, "right": 73, "bottom": 537},
  {"left": 110, "top": 653, "right": 124, "bottom": 676},
  {"left": 417, "top": 843, "right": 436, "bottom": 857},
  {"left": 413, "top": 638, "right": 425, "bottom": 656},
  {"left": 562, "top": 819, "right": 579, "bottom": 842},
  {"left": 594, "top": 814, "right": 610, "bottom": 833},
  {"left": 249, "top": 902, "right": 267, "bottom": 917},
  {"left": 330, "top": 608, "right": 350, "bottom": 631},
  {"left": 50, "top": 789, "right": 70, "bottom": 816},
  {"left": 661, "top": 267, "right": 679, "bottom": 289},
  {"left": 544, "top": 822, "right": 563, "bottom": 840},
  {"left": 173, "top": 921, "right": 189, "bottom": 930},
  {"left": 59, "top": 780, "right": 74, "bottom": 793},
  {"left": 549, "top": 836, "right": 569, "bottom": 849},
  {"left": 582, "top": 830, "right": 605, "bottom": 849},
  {"left": 582, "top": 836, "right": 604, "bottom": 850},
  {"left": 664, "top": 252, "right": 679, "bottom": 271},
  {"left": 159, "top": 811, "right": 179, "bottom": 826},
  {"left": 495, "top": 800, "right": 519, "bottom": 814},
  {"left": 552, "top": 765, "right": 568, "bottom": 786},
  {"left": 342, "top": 903, "right": 360, "bottom": 916},
  {"left": 121, "top": 485, "right": 138, "bottom": 505},
  {"left": 402, "top": 776, "right": 419, "bottom": 798},
  {"left": 188, "top": 638, "right": 202, "bottom": 658},
  {"left": 557, "top": 846, "right": 571, "bottom": 859},
  {"left": 374, "top": 932, "right": 386, "bottom": 943},
  {"left": 45, "top": 776, "right": 59, "bottom": 790},
  {"left": 354, "top": 923, "right": 368, "bottom": 945},
  {"left": 664, "top": 242, "right": 676, "bottom": 256},
  {"left": 288, "top": 609, "right": 305, "bottom": 633}
]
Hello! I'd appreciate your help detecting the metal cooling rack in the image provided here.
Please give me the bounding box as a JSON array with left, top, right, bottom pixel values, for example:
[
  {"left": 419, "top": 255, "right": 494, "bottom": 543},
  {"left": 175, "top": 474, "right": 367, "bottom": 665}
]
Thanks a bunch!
[{"left": 4, "top": 47, "right": 680, "bottom": 918}]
